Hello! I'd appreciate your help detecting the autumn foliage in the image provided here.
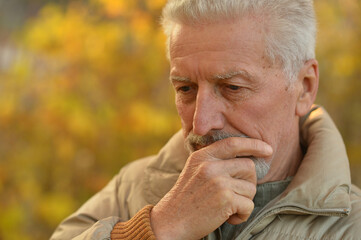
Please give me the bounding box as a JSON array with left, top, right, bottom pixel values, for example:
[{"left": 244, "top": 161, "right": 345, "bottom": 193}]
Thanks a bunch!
[{"left": 0, "top": 0, "right": 360, "bottom": 239}]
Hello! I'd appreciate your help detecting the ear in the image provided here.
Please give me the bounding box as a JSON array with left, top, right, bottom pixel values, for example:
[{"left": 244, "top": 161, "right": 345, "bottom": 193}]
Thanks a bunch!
[{"left": 295, "top": 59, "right": 319, "bottom": 117}]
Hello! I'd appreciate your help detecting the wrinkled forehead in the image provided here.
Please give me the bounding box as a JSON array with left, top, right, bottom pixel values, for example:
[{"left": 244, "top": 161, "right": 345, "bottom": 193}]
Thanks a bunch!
[
  {"left": 167, "top": 19, "right": 282, "bottom": 84},
  {"left": 169, "top": 19, "right": 267, "bottom": 60}
]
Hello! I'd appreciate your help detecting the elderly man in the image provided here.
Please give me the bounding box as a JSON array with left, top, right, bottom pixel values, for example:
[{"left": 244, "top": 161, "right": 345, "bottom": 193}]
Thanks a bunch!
[{"left": 51, "top": 0, "right": 361, "bottom": 239}]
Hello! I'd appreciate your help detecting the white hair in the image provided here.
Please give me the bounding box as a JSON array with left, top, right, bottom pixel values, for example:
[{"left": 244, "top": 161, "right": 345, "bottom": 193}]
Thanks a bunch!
[{"left": 161, "top": 0, "right": 316, "bottom": 82}]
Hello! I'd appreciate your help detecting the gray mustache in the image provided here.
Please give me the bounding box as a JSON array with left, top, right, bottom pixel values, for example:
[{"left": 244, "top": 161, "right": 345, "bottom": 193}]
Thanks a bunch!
[{"left": 185, "top": 130, "right": 248, "bottom": 152}]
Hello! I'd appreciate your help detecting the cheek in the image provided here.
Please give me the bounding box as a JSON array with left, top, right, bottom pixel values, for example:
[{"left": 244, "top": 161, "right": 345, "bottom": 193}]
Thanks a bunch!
[
  {"left": 229, "top": 89, "right": 297, "bottom": 141},
  {"left": 176, "top": 98, "right": 195, "bottom": 131},
  {"left": 254, "top": 84, "right": 297, "bottom": 118},
  {"left": 255, "top": 93, "right": 298, "bottom": 139}
]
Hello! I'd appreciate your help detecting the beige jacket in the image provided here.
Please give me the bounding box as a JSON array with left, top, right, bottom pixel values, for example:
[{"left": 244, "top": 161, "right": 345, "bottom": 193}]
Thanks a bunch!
[{"left": 51, "top": 106, "right": 361, "bottom": 239}]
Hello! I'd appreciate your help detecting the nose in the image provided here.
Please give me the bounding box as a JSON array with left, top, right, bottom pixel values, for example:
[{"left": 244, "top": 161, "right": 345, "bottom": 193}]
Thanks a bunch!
[{"left": 192, "top": 87, "right": 225, "bottom": 136}]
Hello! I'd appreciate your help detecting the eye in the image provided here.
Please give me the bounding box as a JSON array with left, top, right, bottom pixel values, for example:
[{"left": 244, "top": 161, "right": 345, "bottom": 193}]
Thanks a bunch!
[
  {"left": 223, "top": 84, "right": 243, "bottom": 92},
  {"left": 221, "top": 83, "right": 251, "bottom": 101},
  {"left": 174, "top": 84, "right": 197, "bottom": 103},
  {"left": 227, "top": 85, "right": 241, "bottom": 91},
  {"left": 177, "top": 86, "right": 191, "bottom": 93}
]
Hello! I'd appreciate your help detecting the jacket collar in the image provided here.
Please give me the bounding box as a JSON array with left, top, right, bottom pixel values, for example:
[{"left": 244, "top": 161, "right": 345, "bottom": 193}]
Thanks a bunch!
[
  {"left": 277, "top": 106, "right": 351, "bottom": 212},
  {"left": 143, "top": 130, "right": 188, "bottom": 204},
  {"left": 143, "top": 106, "right": 352, "bottom": 213}
]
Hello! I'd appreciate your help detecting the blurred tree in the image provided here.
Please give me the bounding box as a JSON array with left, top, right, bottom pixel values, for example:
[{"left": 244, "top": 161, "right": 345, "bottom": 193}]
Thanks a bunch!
[
  {"left": 0, "top": 0, "right": 360, "bottom": 239},
  {"left": 0, "top": 0, "right": 180, "bottom": 238},
  {"left": 315, "top": 0, "right": 361, "bottom": 185}
]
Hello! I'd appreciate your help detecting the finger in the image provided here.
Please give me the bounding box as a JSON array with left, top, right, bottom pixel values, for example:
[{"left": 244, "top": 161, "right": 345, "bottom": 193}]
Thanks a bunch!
[
  {"left": 230, "top": 177, "right": 257, "bottom": 199},
  {"left": 227, "top": 195, "right": 255, "bottom": 225},
  {"left": 227, "top": 214, "right": 244, "bottom": 225},
  {"left": 202, "top": 163, "right": 256, "bottom": 198},
  {"left": 227, "top": 213, "right": 249, "bottom": 225},
  {"left": 213, "top": 157, "right": 257, "bottom": 184},
  {"left": 202, "top": 137, "right": 273, "bottom": 160}
]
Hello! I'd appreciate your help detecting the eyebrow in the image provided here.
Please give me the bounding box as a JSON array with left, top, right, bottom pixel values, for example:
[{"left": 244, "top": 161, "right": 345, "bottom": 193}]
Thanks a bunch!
[
  {"left": 212, "top": 70, "right": 255, "bottom": 82},
  {"left": 170, "top": 75, "right": 191, "bottom": 83},
  {"left": 169, "top": 70, "right": 255, "bottom": 83}
]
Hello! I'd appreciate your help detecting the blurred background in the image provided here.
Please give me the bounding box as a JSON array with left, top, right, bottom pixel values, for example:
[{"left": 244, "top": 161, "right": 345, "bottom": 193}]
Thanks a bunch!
[{"left": 0, "top": 0, "right": 360, "bottom": 239}]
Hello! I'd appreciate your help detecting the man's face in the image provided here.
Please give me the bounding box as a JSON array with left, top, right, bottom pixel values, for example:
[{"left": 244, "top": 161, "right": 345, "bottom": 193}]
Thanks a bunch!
[{"left": 169, "top": 18, "right": 302, "bottom": 180}]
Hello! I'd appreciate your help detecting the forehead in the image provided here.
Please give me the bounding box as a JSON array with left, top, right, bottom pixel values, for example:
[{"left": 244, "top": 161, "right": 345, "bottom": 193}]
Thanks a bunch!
[
  {"left": 168, "top": 18, "right": 270, "bottom": 77},
  {"left": 170, "top": 18, "right": 265, "bottom": 57}
]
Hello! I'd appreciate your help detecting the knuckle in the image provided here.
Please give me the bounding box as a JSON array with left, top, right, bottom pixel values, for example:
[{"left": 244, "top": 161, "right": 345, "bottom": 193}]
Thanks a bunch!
[
  {"left": 241, "top": 158, "right": 256, "bottom": 176},
  {"left": 209, "top": 176, "right": 225, "bottom": 189},
  {"left": 245, "top": 199, "right": 255, "bottom": 214},
  {"left": 189, "top": 151, "right": 202, "bottom": 163},
  {"left": 188, "top": 151, "right": 210, "bottom": 165},
  {"left": 218, "top": 189, "right": 233, "bottom": 207},
  {"left": 235, "top": 158, "right": 257, "bottom": 183},
  {"left": 197, "top": 161, "right": 213, "bottom": 178},
  {"left": 240, "top": 198, "right": 255, "bottom": 217},
  {"left": 190, "top": 147, "right": 215, "bottom": 162},
  {"left": 244, "top": 157, "right": 256, "bottom": 170},
  {"left": 246, "top": 182, "right": 257, "bottom": 198},
  {"left": 226, "top": 137, "right": 238, "bottom": 149},
  {"left": 220, "top": 206, "right": 233, "bottom": 219},
  {"left": 246, "top": 162, "right": 257, "bottom": 183},
  {"left": 219, "top": 192, "right": 234, "bottom": 215},
  {"left": 222, "top": 188, "right": 233, "bottom": 200}
]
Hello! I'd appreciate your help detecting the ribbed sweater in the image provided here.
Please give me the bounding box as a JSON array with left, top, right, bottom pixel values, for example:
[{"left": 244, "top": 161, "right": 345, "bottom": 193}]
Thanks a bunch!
[{"left": 111, "top": 205, "right": 156, "bottom": 240}]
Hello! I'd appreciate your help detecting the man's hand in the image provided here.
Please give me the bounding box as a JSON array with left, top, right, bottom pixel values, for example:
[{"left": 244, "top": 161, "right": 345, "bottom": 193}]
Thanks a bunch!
[{"left": 149, "top": 137, "right": 273, "bottom": 240}]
